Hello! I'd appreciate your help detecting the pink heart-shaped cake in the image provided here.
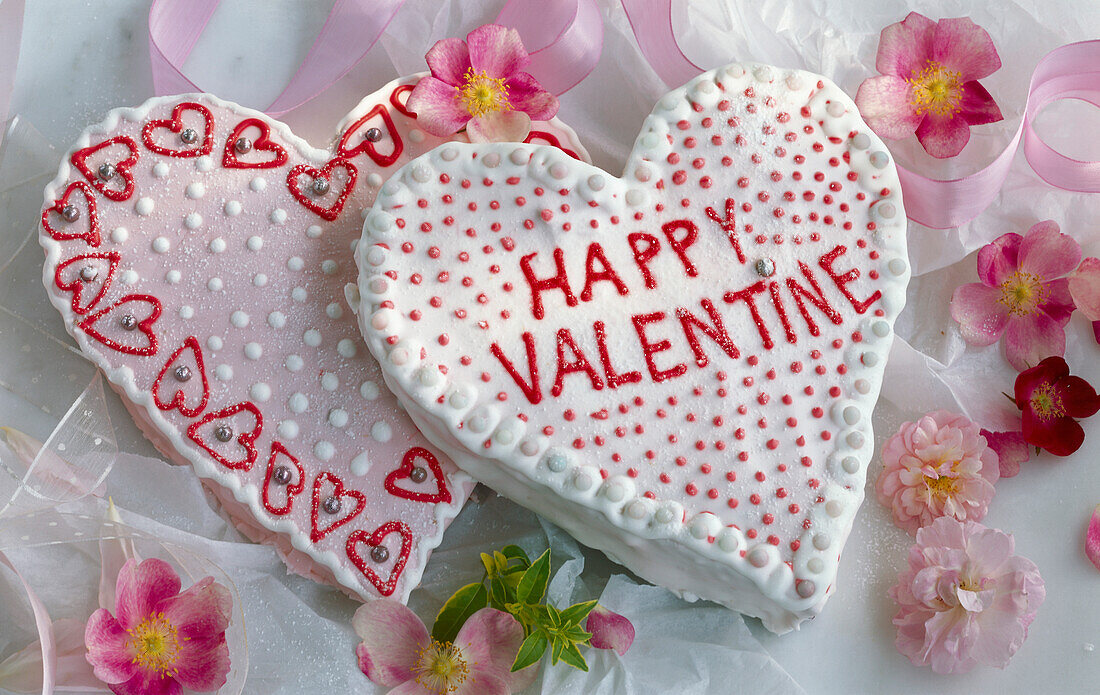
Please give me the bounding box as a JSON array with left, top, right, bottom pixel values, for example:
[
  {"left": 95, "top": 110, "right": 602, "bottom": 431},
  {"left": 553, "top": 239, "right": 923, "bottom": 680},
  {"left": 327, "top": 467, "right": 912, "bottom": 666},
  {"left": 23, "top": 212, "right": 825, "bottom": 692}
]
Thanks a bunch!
[
  {"left": 38, "top": 79, "right": 586, "bottom": 602},
  {"left": 357, "top": 63, "right": 909, "bottom": 631}
]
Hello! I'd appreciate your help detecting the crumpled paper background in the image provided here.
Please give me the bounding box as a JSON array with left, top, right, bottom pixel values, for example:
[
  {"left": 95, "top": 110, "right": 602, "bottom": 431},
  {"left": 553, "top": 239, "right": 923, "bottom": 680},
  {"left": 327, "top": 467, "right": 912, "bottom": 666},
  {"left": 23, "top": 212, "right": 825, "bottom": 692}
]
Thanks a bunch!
[{"left": 1, "top": 0, "right": 1098, "bottom": 693}]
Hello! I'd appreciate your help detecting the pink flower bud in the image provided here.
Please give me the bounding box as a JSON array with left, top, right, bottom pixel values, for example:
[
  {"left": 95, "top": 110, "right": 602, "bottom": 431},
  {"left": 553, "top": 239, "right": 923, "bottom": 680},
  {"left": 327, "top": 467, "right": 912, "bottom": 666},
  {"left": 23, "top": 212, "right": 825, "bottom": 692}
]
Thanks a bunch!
[{"left": 586, "top": 604, "right": 634, "bottom": 655}]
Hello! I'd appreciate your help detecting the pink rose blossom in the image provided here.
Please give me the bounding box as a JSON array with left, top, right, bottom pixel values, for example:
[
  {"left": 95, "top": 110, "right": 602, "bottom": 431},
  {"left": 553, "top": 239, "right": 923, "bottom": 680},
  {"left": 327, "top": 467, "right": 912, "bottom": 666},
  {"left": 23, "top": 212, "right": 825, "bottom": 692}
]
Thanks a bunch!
[
  {"left": 855, "top": 12, "right": 1003, "bottom": 158},
  {"left": 353, "top": 601, "right": 537, "bottom": 695},
  {"left": 406, "top": 24, "right": 558, "bottom": 143},
  {"left": 85, "top": 558, "right": 231, "bottom": 695},
  {"left": 876, "top": 410, "right": 999, "bottom": 536},
  {"left": 890, "top": 517, "right": 1045, "bottom": 674},
  {"left": 950, "top": 221, "right": 1080, "bottom": 371},
  {"left": 585, "top": 605, "right": 635, "bottom": 655}
]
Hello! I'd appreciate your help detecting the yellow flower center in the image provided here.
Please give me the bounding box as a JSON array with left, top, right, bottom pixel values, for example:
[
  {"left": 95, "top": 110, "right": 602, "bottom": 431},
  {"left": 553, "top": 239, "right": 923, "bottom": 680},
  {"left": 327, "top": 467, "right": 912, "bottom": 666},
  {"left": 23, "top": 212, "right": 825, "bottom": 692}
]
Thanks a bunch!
[
  {"left": 1029, "top": 383, "right": 1066, "bottom": 421},
  {"left": 908, "top": 61, "right": 964, "bottom": 117},
  {"left": 997, "top": 271, "right": 1048, "bottom": 317},
  {"left": 458, "top": 68, "right": 512, "bottom": 118},
  {"left": 923, "top": 473, "right": 958, "bottom": 497},
  {"left": 126, "top": 612, "right": 181, "bottom": 677},
  {"left": 412, "top": 639, "right": 469, "bottom": 695}
]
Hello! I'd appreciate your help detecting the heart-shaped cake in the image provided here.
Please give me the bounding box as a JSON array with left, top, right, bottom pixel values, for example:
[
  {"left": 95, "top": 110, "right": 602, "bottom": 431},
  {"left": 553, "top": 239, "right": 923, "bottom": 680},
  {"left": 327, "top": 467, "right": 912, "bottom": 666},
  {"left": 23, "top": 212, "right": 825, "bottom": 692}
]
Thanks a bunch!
[
  {"left": 357, "top": 63, "right": 909, "bottom": 631},
  {"left": 38, "top": 79, "right": 586, "bottom": 602}
]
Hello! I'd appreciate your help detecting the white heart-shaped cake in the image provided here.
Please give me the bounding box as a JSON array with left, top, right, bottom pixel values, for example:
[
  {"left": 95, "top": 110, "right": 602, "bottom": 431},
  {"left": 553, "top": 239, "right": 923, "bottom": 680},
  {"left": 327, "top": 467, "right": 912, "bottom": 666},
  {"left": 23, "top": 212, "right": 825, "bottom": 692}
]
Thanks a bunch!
[
  {"left": 38, "top": 79, "right": 585, "bottom": 602},
  {"left": 357, "top": 63, "right": 908, "bottom": 631}
]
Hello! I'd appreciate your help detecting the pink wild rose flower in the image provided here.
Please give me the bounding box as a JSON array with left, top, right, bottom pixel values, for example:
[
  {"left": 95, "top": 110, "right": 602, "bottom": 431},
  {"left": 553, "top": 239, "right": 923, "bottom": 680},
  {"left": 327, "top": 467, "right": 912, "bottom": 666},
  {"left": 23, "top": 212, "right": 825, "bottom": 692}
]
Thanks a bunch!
[
  {"left": 876, "top": 410, "right": 999, "bottom": 536},
  {"left": 951, "top": 220, "right": 1080, "bottom": 371},
  {"left": 84, "top": 558, "right": 231, "bottom": 695},
  {"left": 1013, "top": 356, "right": 1100, "bottom": 457},
  {"left": 353, "top": 600, "right": 537, "bottom": 695},
  {"left": 890, "top": 517, "right": 1044, "bottom": 674},
  {"left": 855, "top": 12, "right": 1003, "bottom": 158},
  {"left": 407, "top": 24, "right": 558, "bottom": 142}
]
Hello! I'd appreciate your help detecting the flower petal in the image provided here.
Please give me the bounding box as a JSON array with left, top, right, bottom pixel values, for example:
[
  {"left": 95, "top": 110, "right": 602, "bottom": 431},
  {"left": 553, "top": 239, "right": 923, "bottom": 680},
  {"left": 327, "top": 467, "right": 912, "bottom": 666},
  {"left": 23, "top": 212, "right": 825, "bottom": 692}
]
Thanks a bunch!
[
  {"left": 405, "top": 77, "right": 470, "bottom": 137},
  {"left": 950, "top": 282, "right": 1008, "bottom": 346},
  {"left": 504, "top": 72, "right": 559, "bottom": 121},
  {"left": 1022, "top": 407, "right": 1084, "bottom": 456},
  {"left": 1057, "top": 375, "right": 1100, "bottom": 419},
  {"left": 932, "top": 18, "right": 1002, "bottom": 81},
  {"left": 351, "top": 600, "right": 428, "bottom": 687},
  {"left": 1087, "top": 505, "right": 1100, "bottom": 572},
  {"left": 854, "top": 76, "right": 922, "bottom": 140},
  {"left": 586, "top": 605, "right": 635, "bottom": 655},
  {"left": 957, "top": 81, "right": 1003, "bottom": 126},
  {"left": 1004, "top": 314, "right": 1066, "bottom": 372},
  {"left": 457, "top": 667, "right": 510, "bottom": 695},
  {"left": 980, "top": 429, "right": 1028, "bottom": 478},
  {"left": 111, "top": 669, "right": 182, "bottom": 695},
  {"left": 1069, "top": 257, "right": 1100, "bottom": 320},
  {"left": 1018, "top": 221, "right": 1082, "bottom": 280},
  {"left": 172, "top": 632, "right": 230, "bottom": 692},
  {"left": 876, "top": 12, "right": 936, "bottom": 79},
  {"left": 1039, "top": 277, "right": 1076, "bottom": 324},
  {"left": 1014, "top": 356, "right": 1070, "bottom": 404},
  {"left": 84, "top": 609, "right": 137, "bottom": 685},
  {"left": 114, "top": 558, "right": 181, "bottom": 631},
  {"left": 455, "top": 608, "right": 528, "bottom": 690},
  {"left": 467, "top": 110, "right": 532, "bottom": 143},
  {"left": 158, "top": 577, "right": 231, "bottom": 641},
  {"left": 425, "top": 38, "right": 472, "bottom": 85},
  {"left": 915, "top": 111, "right": 971, "bottom": 158},
  {"left": 976, "top": 232, "right": 1022, "bottom": 286},
  {"left": 467, "top": 24, "right": 530, "bottom": 77}
]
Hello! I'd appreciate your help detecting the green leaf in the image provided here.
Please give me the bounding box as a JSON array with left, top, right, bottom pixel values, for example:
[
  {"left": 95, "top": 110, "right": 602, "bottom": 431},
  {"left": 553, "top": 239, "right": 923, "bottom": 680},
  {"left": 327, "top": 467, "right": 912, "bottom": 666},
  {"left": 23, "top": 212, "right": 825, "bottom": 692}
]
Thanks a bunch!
[
  {"left": 516, "top": 549, "right": 551, "bottom": 604},
  {"left": 501, "top": 544, "right": 531, "bottom": 568},
  {"left": 550, "top": 635, "right": 566, "bottom": 664},
  {"left": 479, "top": 552, "right": 496, "bottom": 577},
  {"left": 545, "top": 603, "right": 562, "bottom": 628},
  {"left": 489, "top": 575, "right": 510, "bottom": 611},
  {"left": 431, "top": 582, "right": 488, "bottom": 644},
  {"left": 493, "top": 550, "right": 510, "bottom": 573},
  {"left": 561, "top": 624, "right": 592, "bottom": 643},
  {"left": 559, "top": 599, "right": 598, "bottom": 626},
  {"left": 556, "top": 640, "right": 589, "bottom": 671},
  {"left": 511, "top": 629, "right": 548, "bottom": 672}
]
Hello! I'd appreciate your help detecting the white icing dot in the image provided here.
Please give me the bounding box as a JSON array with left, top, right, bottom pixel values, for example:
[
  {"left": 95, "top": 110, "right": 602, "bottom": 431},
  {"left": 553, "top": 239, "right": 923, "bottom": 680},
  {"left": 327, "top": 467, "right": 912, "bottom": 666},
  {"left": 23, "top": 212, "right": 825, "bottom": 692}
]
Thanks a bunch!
[
  {"left": 120, "top": 270, "right": 139, "bottom": 285},
  {"left": 270, "top": 208, "right": 287, "bottom": 225},
  {"left": 135, "top": 197, "right": 155, "bottom": 216},
  {"left": 250, "top": 176, "right": 267, "bottom": 191},
  {"left": 360, "top": 381, "right": 379, "bottom": 400},
  {"left": 207, "top": 277, "right": 223, "bottom": 292},
  {"left": 350, "top": 452, "right": 371, "bottom": 476},
  {"left": 303, "top": 329, "right": 322, "bottom": 347},
  {"left": 285, "top": 354, "right": 304, "bottom": 372},
  {"left": 152, "top": 162, "right": 169, "bottom": 179},
  {"left": 152, "top": 236, "right": 170, "bottom": 253},
  {"left": 224, "top": 200, "right": 243, "bottom": 217},
  {"left": 209, "top": 236, "right": 226, "bottom": 253},
  {"left": 241, "top": 342, "right": 262, "bottom": 360},
  {"left": 314, "top": 441, "right": 335, "bottom": 461},
  {"left": 328, "top": 408, "right": 349, "bottom": 428},
  {"left": 245, "top": 235, "right": 263, "bottom": 252},
  {"left": 306, "top": 224, "right": 322, "bottom": 238},
  {"left": 321, "top": 259, "right": 338, "bottom": 275},
  {"left": 207, "top": 336, "right": 223, "bottom": 351},
  {"left": 367, "top": 173, "right": 383, "bottom": 188},
  {"left": 179, "top": 305, "right": 194, "bottom": 319},
  {"left": 267, "top": 311, "right": 287, "bottom": 328},
  {"left": 250, "top": 383, "right": 272, "bottom": 402},
  {"left": 230, "top": 310, "right": 249, "bottom": 328},
  {"left": 370, "top": 421, "right": 392, "bottom": 443},
  {"left": 186, "top": 182, "right": 205, "bottom": 199},
  {"left": 326, "top": 302, "right": 344, "bottom": 320},
  {"left": 409, "top": 129, "right": 425, "bottom": 143},
  {"left": 321, "top": 372, "right": 338, "bottom": 391},
  {"left": 337, "top": 339, "right": 357, "bottom": 358},
  {"left": 288, "top": 392, "right": 309, "bottom": 413},
  {"left": 215, "top": 364, "right": 233, "bottom": 381},
  {"left": 252, "top": 273, "right": 268, "bottom": 287},
  {"left": 195, "top": 156, "right": 214, "bottom": 172},
  {"left": 185, "top": 212, "right": 203, "bottom": 229},
  {"left": 291, "top": 287, "right": 308, "bottom": 302},
  {"left": 287, "top": 256, "right": 304, "bottom": 271},
  {"left": 278, "top": 420, "right": 299, "bottom": 439},
  {"left": 166, "top": 269, "right": 182, "bottom": 284},
  {"left": 111, "top": 226, "right": 129, "bottom": 243}
]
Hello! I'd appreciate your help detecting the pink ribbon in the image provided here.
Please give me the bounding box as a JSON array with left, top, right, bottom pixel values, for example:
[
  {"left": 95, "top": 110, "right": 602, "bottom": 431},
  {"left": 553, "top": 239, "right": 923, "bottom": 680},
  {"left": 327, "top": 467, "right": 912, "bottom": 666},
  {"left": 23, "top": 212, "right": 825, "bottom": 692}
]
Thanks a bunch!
[
  {"left": 0, "top": 0, "right": 26, "bottom": 146},
  {"left": 148, "top": 0, "right": 603, "bottom": 116},
  {"left": 621, "top": 0, "right": 702, "bottom": 88},
  {"left": 0, "top": 551, "right": 58, "bottom": 694}
]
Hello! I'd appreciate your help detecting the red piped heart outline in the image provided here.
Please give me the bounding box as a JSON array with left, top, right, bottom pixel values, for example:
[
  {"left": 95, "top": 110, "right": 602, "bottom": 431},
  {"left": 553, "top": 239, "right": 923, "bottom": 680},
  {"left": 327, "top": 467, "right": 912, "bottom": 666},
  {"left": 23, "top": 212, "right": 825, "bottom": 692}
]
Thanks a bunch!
[
  {"left": 310, "top": 471, "right": 366, "bottom": 542},
  {"left": 77, "top": 294, "right": 161, "bottom": 356},
  {"left": 389, "top": 84, "right": 415, "bottom": 118},
  {"left": 141, "top": 102, "right": 215, "bottom": 158},
  {"left": 70, "top": 136, "right": 139, "bottom": 202},
  {"left": 384, "top": 447, "right": 452, "bottom": 504},
  {"left": 152, "top": 336, "right": 210, "bottom": 417},
  {"left": 336, "top": 104, "right": 403, "bottom": 167},
  {"left": 222, "top": 118, "right": 289, "bottom": 169},
  {"left": 186, "top": 402, "right": 263, "bottom": 471},
  {"left": 262, "top": 442, "right": 304, "bottom": 516},
  {"left": 524, "top": 130, "right": 581, "bottom": 161},
  {"left": 286, "top": 158, "right": 357, "bottom": 221},
  {"left": 42, "top": 181, "right": 101, "bottom": 247},
  {"left": 54, "top": 251, "right": 120, "bottom": 315},
  {"left": 345, "top": 521, "right": 413, "bottom": 597}
]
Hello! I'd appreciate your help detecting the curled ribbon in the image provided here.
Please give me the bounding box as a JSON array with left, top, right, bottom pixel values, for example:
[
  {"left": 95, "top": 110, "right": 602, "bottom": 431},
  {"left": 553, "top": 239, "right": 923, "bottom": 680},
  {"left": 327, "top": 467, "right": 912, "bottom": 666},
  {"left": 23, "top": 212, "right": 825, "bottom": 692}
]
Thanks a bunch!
[{"left": 148, "top": 0, "right": 602, "bottom": 115}]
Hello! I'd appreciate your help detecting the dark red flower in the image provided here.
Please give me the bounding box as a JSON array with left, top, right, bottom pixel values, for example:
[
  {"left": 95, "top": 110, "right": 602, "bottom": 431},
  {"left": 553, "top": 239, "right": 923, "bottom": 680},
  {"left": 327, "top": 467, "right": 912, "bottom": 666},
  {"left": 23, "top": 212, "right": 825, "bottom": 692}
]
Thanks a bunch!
[{"left": 1013, "top": 356, "right": 1100, "bottom": 456}]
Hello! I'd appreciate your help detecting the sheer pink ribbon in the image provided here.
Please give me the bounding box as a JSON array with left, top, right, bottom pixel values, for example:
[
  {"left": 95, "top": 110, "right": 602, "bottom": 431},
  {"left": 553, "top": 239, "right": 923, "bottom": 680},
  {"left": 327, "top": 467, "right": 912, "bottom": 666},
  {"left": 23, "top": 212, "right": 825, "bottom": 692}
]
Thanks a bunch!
[
  {"left": 619, "top": 1, "right": 1100, "bottom": 230},
  {"left": 148, "top": 0, "right": 602, "bottom": 115},
  {"left": 0, "top": 0, "right": 26, "bottom": 147},
  {"left": 0, "top": 551, "right": 59, "bottom": 694}
]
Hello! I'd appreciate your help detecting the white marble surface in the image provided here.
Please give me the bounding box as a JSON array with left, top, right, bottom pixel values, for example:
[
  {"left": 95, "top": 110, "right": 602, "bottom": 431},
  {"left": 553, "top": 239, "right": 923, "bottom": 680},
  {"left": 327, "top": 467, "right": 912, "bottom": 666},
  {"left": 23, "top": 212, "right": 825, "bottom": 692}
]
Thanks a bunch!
[{"left": 2, "top": 0, "right": 1100, "bottom": 693}]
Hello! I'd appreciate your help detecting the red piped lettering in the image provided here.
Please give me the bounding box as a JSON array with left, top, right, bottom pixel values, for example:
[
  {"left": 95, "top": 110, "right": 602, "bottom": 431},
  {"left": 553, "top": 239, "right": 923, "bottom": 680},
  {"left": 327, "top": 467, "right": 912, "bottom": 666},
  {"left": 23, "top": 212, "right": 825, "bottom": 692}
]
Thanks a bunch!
[
  {"left": 594, "top": 320, "right": 642, "bottom": 388},
  {"left": 787, "top": 261, "right": 843, "bottom": 335},
  {"left": 675, "top": 299, "right": 740, "bottom": 367},
  {"left": 819, "top": 245, "right": 881, "bottom": 313},
  {"left": 627, "top": 232, "right": 661, "bottom": 289},
  {"left": 768, "top": 281, "right": 797, "bottom": 344},
  {"left": 580, "top": 242, "right": 629, "bottom": 301},
  {"left": 703, "top": 198, "right": 746, "bottom": 263},
  {"left": 723, "top": 281, "right": 773, "bottom": 350},
  {"left": 552, "top": 328, "right": 604, "bottom": 396},
  {"left": 520, "top": 248, "right": 577, "bottom": 320},
  {"left": 660, "top": 220, "right": 699, "bottom": 277},
  {"left": 491, "top": 333, "right": 542, "bottom": 404},
  {"left": 632, "top": 312, "right": 687, "bottom": 382}
]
